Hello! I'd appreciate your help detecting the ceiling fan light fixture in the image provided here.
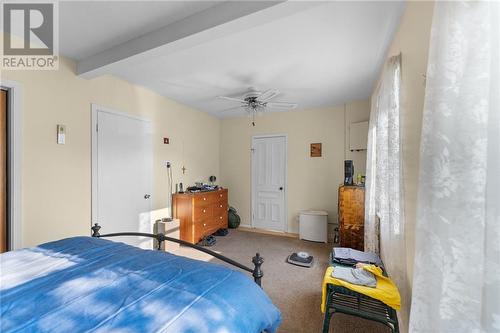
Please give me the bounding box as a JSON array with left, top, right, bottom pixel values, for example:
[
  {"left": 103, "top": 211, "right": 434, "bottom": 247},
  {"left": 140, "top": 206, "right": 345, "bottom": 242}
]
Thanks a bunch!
[{"left": 218, "top": 88, "right": 298, "bottom": 126}]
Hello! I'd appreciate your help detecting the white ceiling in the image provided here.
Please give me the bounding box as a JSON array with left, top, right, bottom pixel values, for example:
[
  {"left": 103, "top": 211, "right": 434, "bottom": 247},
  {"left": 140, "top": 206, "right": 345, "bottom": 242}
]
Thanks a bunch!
[
  {"left": 60, "top": 1, "right": 222, "bottom": 60},
  {"left": 59, "top": 1, "right": 404, "bottom": 118}
]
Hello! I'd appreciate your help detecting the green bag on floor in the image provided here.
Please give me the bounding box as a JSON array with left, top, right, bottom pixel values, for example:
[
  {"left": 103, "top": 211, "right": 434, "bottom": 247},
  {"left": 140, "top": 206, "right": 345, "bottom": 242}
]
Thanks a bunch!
[{"left": 228, "top": 206, "right": 241, "bottom": 229}]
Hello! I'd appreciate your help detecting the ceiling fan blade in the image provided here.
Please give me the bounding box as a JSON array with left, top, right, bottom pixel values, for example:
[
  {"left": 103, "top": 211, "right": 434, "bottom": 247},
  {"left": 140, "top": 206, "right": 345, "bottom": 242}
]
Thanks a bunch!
[
  {"left": 257, "top": 89, "right": 280, "bottom": 102},
  {"left": 218, "top": 96, "right": 246, "bottom": 103},
  {"left": 219, "top": 106, "right": 243, "bottom": 113},
  {"left": 267, "top": 102, "right": 298, "bottom": 109}
]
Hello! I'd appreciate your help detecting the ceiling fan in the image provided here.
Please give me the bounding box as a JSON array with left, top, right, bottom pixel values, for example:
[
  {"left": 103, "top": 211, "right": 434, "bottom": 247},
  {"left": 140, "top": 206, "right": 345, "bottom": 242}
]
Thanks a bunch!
[{"left": 217, "top": 89, "right": 298, "bottom": 126}]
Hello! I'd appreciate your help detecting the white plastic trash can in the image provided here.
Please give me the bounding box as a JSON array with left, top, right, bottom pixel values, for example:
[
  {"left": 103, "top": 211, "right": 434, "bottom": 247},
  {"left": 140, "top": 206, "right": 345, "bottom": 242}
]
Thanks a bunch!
[{"left": 299, "top": 210, "right": 328, "bottom": 243}]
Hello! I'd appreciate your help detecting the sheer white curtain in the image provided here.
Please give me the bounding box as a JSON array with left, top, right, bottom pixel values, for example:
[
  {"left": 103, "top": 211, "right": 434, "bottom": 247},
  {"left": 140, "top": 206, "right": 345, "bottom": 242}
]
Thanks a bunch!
[
  {"left": 364, "top": 54, "right": 409, "bottom": 324},
  {"left": 365, "top": 55, "right": 405, "bottom": 257},
  {"left": 410, "top": 2, "right": 500, "bottom": 332}
]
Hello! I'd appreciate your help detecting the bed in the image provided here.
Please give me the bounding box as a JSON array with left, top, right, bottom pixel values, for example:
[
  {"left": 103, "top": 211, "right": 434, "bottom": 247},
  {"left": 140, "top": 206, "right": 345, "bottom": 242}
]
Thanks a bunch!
[{"left": 0, "top": 225, "right": 281, "bottom": 333}]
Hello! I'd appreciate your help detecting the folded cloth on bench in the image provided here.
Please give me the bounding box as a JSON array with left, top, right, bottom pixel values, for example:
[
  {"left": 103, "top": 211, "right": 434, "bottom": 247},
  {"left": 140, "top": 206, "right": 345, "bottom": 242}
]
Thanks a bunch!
[
  {"left": 331, "top": 247, "right": 383, "bottom": 266},
  {"left": 332, "top": 266, "right": 377, "bottom": 287},
  {"left": 321, "top": 265, "right": 401, "bottom": 312}
]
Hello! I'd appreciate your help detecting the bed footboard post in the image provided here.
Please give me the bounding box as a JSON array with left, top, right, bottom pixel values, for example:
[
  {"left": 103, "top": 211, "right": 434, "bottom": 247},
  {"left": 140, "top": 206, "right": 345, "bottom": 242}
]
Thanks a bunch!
[
  {"left": 91, "top": 223, "right": 101, "bottom": 237},
  {"left": 156, "top": 234, "right": 166, "bottom": 251},
  {"left": 252, "top": 253, "right": 264, "bottom": 287}
]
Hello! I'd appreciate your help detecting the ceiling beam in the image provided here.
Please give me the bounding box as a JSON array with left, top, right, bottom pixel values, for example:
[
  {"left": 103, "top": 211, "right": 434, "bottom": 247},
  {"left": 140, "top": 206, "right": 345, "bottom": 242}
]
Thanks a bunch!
[{"left": 77, "top": 1, "right": 321, "bottom": 78}]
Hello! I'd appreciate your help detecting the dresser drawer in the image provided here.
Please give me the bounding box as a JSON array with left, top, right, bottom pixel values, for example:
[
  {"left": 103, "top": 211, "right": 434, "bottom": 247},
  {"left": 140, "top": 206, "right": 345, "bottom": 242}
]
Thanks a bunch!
[
  {"left": 212, "top": 201, "right": 227, "bottom": 211},
  {"left": 213, "top": 214, "right": 226, "bottom": 225},
  {"left": 204, "top": 224, "right": 220, "bottom": 237},
  {"left": 213, "top": 204, "right": 227, "bottom": 218},
  {"left": 193, "top": 194, "right": 212, "bottom": 206},
  {"left": 213, "top": 190, "right": 227, "bottom": 203},
  {"left": 193, "top": 221, "right": 208, "bottom": 241},
  {"left": 213, "top": 209, "right": 227, "bottom": 228},
  {"left": 193, "top": 205, "right": 212, "bottom": 221},
  {"left": 194, "top": 220, "right": 218, "bottom": 237}
]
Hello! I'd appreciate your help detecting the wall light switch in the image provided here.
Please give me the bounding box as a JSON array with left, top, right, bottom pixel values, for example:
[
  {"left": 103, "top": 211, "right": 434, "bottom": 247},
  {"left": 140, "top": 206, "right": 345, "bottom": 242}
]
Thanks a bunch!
[{"left": 57, "top": 125, "right": 66, "bottom": 145}]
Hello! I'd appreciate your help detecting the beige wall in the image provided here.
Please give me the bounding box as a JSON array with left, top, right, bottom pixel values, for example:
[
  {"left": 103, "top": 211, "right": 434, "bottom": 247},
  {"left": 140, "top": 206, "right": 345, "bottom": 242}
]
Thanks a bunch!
[
  {"left": 219, "top": 101, "right": 369, "bottom": 234},
  {"left": 1, "top": 56, "right": 220, "bottom": 247},
  {"left": 372, "top": 1, "right": 434, "bottom": 330},
  {"left": 345, "top": 100, "right": 371, "bottom": 176}
]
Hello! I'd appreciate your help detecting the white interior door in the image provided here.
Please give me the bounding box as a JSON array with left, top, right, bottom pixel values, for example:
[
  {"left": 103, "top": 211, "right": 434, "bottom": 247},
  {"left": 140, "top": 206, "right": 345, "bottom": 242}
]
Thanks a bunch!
[
  {"left": 252, "top": 136, "right": 286, "bottom": 232},
  {"left": 92, "top": 107, "right": 153, "bottom": 249}
]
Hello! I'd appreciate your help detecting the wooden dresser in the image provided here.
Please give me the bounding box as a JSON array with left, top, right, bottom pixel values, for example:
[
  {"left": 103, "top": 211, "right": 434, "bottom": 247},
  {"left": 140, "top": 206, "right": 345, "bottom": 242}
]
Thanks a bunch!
[
  {"left": 173, "top": 189, "right": 228, "bottom": 244},
  {"left": 338, "top": 185, "right": 365, "bottom": 251}
]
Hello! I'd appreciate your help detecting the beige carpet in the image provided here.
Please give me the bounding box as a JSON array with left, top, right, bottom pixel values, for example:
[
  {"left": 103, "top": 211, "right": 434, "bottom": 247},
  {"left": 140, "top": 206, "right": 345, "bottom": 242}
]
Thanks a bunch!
[{"left": 168, "top": 229, "right": 390, "bottom": 333}]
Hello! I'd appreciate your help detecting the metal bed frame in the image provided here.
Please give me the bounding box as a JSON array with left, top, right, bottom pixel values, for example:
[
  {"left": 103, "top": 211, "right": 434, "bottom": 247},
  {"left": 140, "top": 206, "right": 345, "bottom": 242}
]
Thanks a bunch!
[{"left": 91, "top": 223, "right": 264, "bottom": 287}]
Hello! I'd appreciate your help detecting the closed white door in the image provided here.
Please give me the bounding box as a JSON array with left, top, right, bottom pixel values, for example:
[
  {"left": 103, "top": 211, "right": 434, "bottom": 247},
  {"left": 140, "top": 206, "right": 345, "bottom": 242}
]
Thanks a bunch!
[
  {"left": 92, "top": 107, "right": 153, "bottom": 249},
  {"left": 252, "top": 136, "right": 286, "bottom": 232}
]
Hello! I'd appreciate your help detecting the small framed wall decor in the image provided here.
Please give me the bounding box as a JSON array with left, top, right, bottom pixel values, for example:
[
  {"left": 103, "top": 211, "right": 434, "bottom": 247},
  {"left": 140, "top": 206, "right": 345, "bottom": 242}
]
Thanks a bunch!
[{"left": 310, "top": 143, "right": 322, "bottom": 157}]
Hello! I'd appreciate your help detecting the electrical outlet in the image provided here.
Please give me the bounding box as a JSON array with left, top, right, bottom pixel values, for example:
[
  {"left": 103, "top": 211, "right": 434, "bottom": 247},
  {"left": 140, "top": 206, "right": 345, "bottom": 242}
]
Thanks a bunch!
[{"left": 57, "top": 125, "right": 66, "bottom": 144}]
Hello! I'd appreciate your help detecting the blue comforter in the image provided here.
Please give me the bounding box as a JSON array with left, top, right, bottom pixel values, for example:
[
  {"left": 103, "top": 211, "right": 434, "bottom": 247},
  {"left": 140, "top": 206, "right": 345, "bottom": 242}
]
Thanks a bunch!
[{"left": 0, "top": 237, "right": 281, "bottom": 333}]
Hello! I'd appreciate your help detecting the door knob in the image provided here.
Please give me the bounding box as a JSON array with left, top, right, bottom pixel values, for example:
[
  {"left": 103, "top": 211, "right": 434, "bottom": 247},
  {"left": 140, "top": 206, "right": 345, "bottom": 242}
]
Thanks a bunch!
[
  {"left": 144, "top": 194, "right": 151, "bottom": 199},
  {"left": 279, "top": 187, "right": 283, "bottom": 191}
]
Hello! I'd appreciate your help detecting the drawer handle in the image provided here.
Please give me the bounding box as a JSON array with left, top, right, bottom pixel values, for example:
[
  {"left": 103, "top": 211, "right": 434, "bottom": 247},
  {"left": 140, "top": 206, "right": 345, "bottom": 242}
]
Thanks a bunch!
[
  {"left": 220, "top": 205, "right": 223, "bottom": 208},
  {"left": 203, "top": 197, "right": 207, "bottom": 201},
  {"left": 220, "top": 216, "right": 222, "bottom": 219},
  {"left": 220, "top": 194, "right": 223, "bottom": 197},
  {"left": 203, "top": 223, "right": 206, "bottom": 227},
  {"left": 203, "top": 209, "right": 206, "bottom": 213}
]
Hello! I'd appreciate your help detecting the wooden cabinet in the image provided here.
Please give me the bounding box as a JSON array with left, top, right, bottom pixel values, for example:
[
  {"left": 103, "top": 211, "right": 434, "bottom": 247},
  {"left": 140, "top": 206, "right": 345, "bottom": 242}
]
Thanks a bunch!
[
  {"left": 173, "top": 189, "right": 228, "bottom": 244},
  {"left": 338, "top": 185, "right": 365, "bottom": 251}
]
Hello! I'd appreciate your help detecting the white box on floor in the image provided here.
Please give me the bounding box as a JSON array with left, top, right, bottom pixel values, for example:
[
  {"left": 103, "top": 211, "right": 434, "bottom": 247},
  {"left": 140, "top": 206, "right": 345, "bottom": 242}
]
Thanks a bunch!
[
  {"left": 156, "top": 219, "right": 180, "bottom": 251},
  {"left": 299, "top": 210, "right": 328, "bottom": 243}
]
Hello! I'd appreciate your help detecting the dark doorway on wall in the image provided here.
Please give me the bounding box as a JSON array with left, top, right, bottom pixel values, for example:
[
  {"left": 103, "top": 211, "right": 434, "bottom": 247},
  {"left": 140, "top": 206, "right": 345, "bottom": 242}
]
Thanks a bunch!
[{"left": 1, "top": 89, "right": 8, "bottom": 253}]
